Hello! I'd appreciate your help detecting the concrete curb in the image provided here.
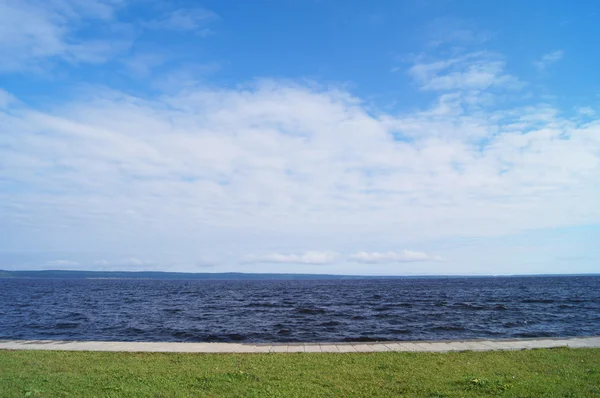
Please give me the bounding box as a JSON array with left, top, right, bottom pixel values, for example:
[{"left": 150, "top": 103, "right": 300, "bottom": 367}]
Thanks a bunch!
[{"left": 1, "top": 336, "right": 599, "bottom": 353}]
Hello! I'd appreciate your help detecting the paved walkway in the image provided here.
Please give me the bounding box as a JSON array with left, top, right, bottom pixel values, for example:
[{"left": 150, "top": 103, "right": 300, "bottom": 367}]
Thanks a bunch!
[{"left": 1, "top": 336, "right": 599, "bottom": 353}]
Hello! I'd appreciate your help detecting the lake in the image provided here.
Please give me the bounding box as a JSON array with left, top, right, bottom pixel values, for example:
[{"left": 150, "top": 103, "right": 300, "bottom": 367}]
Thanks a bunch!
[{"left": 1, "top": 276, "right": 598, "bottom": 342}]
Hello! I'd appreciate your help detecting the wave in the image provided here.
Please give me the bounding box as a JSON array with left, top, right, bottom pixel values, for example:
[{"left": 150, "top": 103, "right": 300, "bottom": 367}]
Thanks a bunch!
[
  {"left": 374, "top": 306, "right": 394, "bottom": 312},
  {"left": 319, "top": 321, "right": 341, "bottom": 327},
  {"left": 342, "top": 336, "right": 384, "bottom": 342},
  {"left": 2, "top": 277, "right": 599, "bottom": 343},
  {"left": 390, "top": 329, "right": 411, "bottom": 334},
  {"left": 503, "top": 320, "right": 533, "bottom": 328},
  {"left": 513, "top": 331, "right": 556, "bottom": 338},
  {"left": 163, "top": 308, "right": 183, "bottom": 314},
  {"left": 521, "top": 299, "right": 555, "bottom": 304},
  {"left": 245, "top": 302, "right": 280, "bottom": 308},
  {"left": 428, "top": 325, "right": 466, "bottom": 332},
  {"left": 452, "top": 303, "right": 486, "bottom": 310},
  {"left": 295, "top": 307, "right": 326, "bottom": 315},
  {"left": 55, "top": 322, "right": 79, "bottom": 329}
]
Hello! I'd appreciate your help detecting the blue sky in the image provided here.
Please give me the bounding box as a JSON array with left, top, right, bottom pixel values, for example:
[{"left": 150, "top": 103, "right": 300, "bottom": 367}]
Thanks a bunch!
[{"left": 1, "top": 0, "right": 599, "bottom": 275}]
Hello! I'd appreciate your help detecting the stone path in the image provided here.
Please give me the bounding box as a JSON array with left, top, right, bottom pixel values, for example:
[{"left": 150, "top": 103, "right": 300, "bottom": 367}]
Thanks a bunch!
[{"left": 1, "top": 336, "right": 599, "bottom": 353}]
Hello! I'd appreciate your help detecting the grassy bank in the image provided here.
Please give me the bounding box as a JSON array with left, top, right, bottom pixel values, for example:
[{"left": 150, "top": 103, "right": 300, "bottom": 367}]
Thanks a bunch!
[{"left": 1, "top": 348, "right": 599, "bottom": 397}]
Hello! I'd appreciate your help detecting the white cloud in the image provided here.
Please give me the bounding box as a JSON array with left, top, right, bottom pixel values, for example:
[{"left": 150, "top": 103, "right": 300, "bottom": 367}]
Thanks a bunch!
[
  {"left": 0, "top": 1, "right": 221, "bottom": 73},
  {"left": 534, "top": 50, "right": 564, "bottom": 71},
  {"left": 1, "top": 51, "right": 600, "bottom": 273},
  {"left": 408, "top": 52, "right": 522, "bottom": 91},
  {"left": 146, "top": 8, "right": 218, "bottom": 35},
  {"left": 576, "top": 106, "right": 595, "bottom": 117},
  {"left": 94, "top": 257, "right": 145, "bottom": 266},
  {"left": 244, "top": 252, "right": 338, "bottom": 265},
  {"left": 85, "top": 257, "right": 177, "bottom": 271},
  {"left": 120, "top": 257, "right": 144, "bottom": 266},
  {"left": 151, "top": 62, "right": 222, "bottom": 91},
  {"left": 0, "top": 0, "right": 131, "bottom": 72},
  {"left": 46, "top": 260, "right": 80, "bottom": 266},
  {"left": 424, "top": 17, "right": 491, "bottom": 48},
  {"left": 349, "top": 251, "right": 443, "bottom": 263},
  {"left": 0, "top": 89, "right": 17, "bottom": 108},
  {"left": 122, "top": 53, "right": 166, "bottom": 77}
]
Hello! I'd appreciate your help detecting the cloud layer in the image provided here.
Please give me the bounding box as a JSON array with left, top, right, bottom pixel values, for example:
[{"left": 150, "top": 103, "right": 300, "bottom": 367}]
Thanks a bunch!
[
  {"left": 534, "top": 50, "right": 564, "bottom": 71},
  {"left": 145, "top": 7, "right": 218, "bottom": 35},
  {"left": 409, "top": 52, "right": 522, "bottom": 91},
  {"left": 349, "top": 251, "right": 443, "bottom": 263},
  {"left": 0, "top": 0, "right": 217, "bottom": 72},
  {"left": 0, "top": 0, "right": 131, "bottom": 71},
  {"left": 2, "top": 68, "right": 599, "bottom": 271},
  {"left": 243, "top": 250, "right": 442, "bottom": 265},
  {"left": 0, "top": 3, "right": 599, "bottom": 273},
  {"left": 244, "top": 252, "right": 338, "bottom": 265}
]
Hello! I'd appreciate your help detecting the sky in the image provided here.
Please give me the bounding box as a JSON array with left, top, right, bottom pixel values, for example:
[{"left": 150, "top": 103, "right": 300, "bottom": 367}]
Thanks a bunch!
[{"left": 1, "top": 0, "right": 599, "bottom": 275}]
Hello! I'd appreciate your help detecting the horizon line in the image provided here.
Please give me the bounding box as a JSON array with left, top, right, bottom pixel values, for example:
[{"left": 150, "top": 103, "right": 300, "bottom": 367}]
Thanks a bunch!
[{"left": 1, "top": 269, "right": 599, "bottom": 278}]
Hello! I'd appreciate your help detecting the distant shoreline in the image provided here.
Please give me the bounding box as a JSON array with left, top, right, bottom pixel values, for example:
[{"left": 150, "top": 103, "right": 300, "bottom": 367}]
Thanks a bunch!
[{"left": 1, "top": 269, "right": 598, "bottom": 280}]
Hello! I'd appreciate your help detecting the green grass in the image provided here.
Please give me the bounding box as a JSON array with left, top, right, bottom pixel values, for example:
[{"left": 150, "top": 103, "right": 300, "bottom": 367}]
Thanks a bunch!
[{"left": 1, "top": 348, "right": 599, "bottom": 397}]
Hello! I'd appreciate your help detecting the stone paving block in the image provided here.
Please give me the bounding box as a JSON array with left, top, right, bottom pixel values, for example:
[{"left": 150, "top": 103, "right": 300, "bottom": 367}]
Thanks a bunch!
[
  {"left": 53, "top": 343, "right": 84, "bottom": 351},
  {"left": 523, "top": 340, "right": 553, "bottom": 348},
  {"left": 252, "top": 345, "right": 272, "bottom": 353},
  {"left": 0, "top": 342, "right": 20, "bottom": 350},
  {"left": 236, "top": 345, "right": 258, "bottom": 353},
  {"left": 477, "top": 341, "right": 509, "bottom": 350},
  {"left": 351, "top": 344, "right": 376, "bottom": 352},
  {"left": 141, "top": 343, "right": 171, "bottom": 352},
  {"left": 543, "top": 340, "right": 569, "bottom": 348},
  {"left": 504, "top": 341, "right": 531, "bottom": 350},
  {"left": 462, "top": 342, "right": 491, "bottom": 351},
  {"left": 287, "top": 345, "right": 305, "bottom": 353},
  {"left": 216, "top": 344, "right": 252, "bottom": 353},
  {"left": 490, "top": 340, "right": 525, "bottom": 348},
  {"left": 19, "top": 344, "right": 51, "bottom": 350},
  {"left": 443, "top": 342, "right": 472, "bottom": 351},
  {"left": 75, "top": 343, "right": 117, "bottom": 351},
  {"left": 548, "top": 340, "right": 570, "bottom": 347},
  {"left": 74, "top": 344, "right": 108, "bottom": 352},
  {"left": 304, "top": 344, "right": 322, "bottom": 353},
  {"left": 270, "top": 345, "right": 288, "bottom": 353},
  {"left": 487, "top": 343, "right": 521, "bottom": 350},
  {"left": 206, "top": 343, "right": 244, "bottom": 353},
  {"left": 369, "top": 344, "right": 390, "bottom": 352},
  {"left": 335, "top": 344, "right": 357, "bottom": 353},
  {"left": 146, "top": 343, "right": 180, "bottom": 352},
  {"left": 524, "top": 340, "right": 556, "bottom": 349},
  {"left": 427, "top": 343, "right": 453, "bottom": 352},
  {"left": 382, "top": 343, "right": 404, "bottom": 351},
  {"left": 125, "top": 343, "right": 162, "bottom": 352},
  {"left": 567, "top": 339, "right": 596, "bottom": 348},
  {"left": 9, "top": 343, "right": 35, "bottom": 350},
  {"left": 396, "top": 342, "right": 421, "bottom": 351},
  {"left": 319, "top": 345, "right": 340, "bottom": 353},
  {"left": 412, "top": 342, "right": 440, "bottom": 351}
]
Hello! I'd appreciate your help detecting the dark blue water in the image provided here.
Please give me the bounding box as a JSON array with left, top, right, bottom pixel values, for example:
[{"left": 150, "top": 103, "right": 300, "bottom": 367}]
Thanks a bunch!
[{"left": 1, "top": 277, "right": 599, "bottom": 342}]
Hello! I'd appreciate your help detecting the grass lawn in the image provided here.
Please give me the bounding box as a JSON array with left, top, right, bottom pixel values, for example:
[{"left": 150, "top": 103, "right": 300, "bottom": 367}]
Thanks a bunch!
[{"left": 1, "top": 348, "right": 599, "bottom": 397}]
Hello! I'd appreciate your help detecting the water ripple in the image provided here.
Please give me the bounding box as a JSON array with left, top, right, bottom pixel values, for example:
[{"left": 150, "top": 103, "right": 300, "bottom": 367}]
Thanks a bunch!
[{"left": 0, "top": 276, "right": 599, "bottom": 342}]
